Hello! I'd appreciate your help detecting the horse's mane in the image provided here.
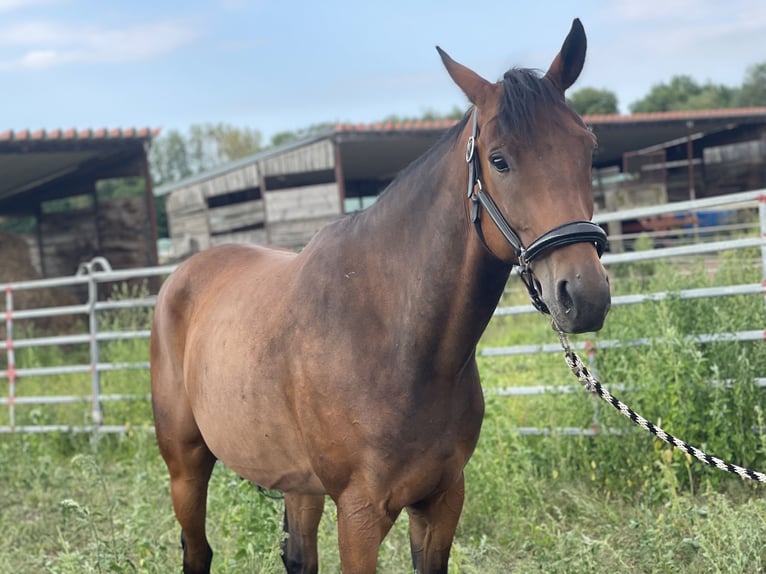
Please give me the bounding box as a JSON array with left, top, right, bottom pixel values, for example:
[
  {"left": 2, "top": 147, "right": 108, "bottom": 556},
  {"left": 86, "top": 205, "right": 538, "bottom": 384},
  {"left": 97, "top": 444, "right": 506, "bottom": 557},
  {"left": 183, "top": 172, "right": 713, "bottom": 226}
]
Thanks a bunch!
[{"left": 498, "top": 68, "right": 572, "bottom": 143}]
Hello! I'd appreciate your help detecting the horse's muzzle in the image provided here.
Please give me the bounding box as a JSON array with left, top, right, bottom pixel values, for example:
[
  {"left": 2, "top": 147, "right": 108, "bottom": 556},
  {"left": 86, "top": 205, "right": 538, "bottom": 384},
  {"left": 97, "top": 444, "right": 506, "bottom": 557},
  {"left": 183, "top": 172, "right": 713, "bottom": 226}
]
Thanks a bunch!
[{"left": 548, "top": 268, "right": 611, "bottom": 333}]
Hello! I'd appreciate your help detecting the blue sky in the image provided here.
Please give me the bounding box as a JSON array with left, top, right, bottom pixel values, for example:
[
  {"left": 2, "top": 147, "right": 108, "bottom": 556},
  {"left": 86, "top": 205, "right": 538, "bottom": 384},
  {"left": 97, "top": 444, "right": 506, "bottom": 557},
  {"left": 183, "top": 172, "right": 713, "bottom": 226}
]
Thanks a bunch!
[{"left": 1, "top": 0, "right": 765, "bottom": 142}]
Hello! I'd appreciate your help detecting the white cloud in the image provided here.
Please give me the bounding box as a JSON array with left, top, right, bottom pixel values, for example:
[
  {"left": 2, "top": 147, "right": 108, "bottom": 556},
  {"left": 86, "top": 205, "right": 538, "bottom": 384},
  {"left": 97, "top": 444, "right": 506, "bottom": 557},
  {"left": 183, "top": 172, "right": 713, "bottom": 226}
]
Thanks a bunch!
[
  {"left": 0, "top": 20, "right": 83, "bottom": 46},
  {"left": 19, "top": 49, "right": 63, "bottom": 69},
  {"left": 0, "top": 0, "right": 61, "bottom": 13},
  {"left": 0, "top": 18, "right": 200, "bottom": 70}
]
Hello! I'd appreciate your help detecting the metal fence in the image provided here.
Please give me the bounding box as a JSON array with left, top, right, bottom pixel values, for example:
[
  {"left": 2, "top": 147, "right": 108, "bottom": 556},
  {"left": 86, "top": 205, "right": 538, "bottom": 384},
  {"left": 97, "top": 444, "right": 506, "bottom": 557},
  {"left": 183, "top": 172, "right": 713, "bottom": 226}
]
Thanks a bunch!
[{"left": 2, "top": 189, "right": 765, "bottom": 433}]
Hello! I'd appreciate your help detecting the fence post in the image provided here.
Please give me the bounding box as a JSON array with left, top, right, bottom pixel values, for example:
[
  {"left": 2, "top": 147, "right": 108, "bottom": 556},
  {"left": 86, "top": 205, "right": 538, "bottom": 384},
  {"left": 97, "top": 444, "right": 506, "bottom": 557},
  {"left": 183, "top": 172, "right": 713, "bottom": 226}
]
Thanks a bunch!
[
  {"left": 78, "top": 258, "right": 113, "bottom": 427},
  {"left": 760, "top": 195, "right": 766, "bottom": 313},
  {"left": 88, "top": 268, "right": 103, "bottom": 426},
  {"left": 5, "top": 287, "right": 15, "bottom": 430}
]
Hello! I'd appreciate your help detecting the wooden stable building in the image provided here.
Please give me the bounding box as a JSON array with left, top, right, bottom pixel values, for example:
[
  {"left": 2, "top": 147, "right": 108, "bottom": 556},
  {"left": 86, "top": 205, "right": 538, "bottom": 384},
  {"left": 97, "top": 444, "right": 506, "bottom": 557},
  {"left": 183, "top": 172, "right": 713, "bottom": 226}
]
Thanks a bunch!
[
  {"left": 0, "top": 128, "right": 159, "bottom": 279},
  {"left": 155, "top": 120, "right": 454, "bottom": 257},
  {"left": 156, "top": 108, "right": 766, "bottom": 259}
]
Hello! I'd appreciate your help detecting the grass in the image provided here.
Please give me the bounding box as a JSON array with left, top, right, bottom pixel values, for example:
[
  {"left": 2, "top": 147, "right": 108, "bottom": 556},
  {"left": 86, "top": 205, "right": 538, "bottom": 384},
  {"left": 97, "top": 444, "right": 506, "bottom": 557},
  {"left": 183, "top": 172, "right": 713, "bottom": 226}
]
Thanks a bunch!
[
  {"left": 2, "top": 420, "right": 766, "bottom": 573},
  {"left": 1, "top": 247, "right": 766, "bottom": 572}
]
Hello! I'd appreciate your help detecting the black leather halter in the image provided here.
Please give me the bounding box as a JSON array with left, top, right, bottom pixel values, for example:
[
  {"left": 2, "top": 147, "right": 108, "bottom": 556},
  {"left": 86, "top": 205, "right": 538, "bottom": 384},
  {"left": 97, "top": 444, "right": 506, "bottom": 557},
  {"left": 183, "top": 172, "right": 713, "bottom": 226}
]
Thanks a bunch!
[{"left": 465, "top": 109, "right": 607, "bottom": 314}]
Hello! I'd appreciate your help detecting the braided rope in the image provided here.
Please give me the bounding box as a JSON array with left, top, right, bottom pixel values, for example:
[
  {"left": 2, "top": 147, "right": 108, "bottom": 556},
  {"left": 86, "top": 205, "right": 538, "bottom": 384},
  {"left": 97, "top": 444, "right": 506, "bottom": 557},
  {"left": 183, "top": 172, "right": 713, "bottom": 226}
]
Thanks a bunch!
[{"left": 557, "top": 330, "right": 766, "bottom": 482}]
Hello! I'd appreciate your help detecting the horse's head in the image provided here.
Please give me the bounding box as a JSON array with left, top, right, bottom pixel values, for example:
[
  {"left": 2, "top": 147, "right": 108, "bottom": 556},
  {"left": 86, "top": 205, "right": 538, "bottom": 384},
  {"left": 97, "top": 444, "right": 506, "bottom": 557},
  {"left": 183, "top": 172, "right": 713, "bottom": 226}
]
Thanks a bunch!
[{"left": 438, "top": 18, "right": 610, "bottom": 333}]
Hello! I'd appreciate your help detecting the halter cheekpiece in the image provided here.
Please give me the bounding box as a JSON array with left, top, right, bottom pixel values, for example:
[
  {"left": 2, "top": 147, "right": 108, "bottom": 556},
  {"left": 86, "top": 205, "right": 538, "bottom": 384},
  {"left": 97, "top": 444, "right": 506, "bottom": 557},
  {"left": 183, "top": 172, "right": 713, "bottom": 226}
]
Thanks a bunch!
[{"left": 465, "top": 108, "right": 607, "bottom": 314}]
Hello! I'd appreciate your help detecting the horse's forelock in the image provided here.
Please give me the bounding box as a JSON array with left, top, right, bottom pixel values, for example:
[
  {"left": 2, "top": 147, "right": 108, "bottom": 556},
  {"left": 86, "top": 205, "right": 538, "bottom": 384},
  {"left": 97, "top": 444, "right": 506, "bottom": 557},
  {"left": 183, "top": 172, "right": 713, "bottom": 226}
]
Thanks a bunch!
[{"left": 497, "top": 68, "right": 572, "bottom": 143}]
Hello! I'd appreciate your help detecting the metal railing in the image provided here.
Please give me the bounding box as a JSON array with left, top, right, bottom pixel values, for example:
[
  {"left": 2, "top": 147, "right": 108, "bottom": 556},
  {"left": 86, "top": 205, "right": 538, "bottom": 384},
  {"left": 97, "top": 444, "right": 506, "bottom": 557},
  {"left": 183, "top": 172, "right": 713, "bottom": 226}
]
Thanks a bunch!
[
  {"left": 1, "top": 257, "right": 173, "bottom": 432},
  {"left": 1, "top": 189, "right": 765, "bottom": 433}
]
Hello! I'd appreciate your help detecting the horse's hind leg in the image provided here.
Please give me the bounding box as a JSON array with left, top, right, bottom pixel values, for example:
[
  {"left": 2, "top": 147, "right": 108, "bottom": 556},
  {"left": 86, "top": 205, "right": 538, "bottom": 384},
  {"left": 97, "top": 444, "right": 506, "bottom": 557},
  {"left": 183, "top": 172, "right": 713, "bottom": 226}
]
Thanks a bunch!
[
  {"left": 406, "top": 472, "right": 465, "bottom": 574},
  {"left": 281, "top": 493, "right": 325, "bottom": 574},
  {"left": 168, "top": 438, "right": 216, "bottom": 574},
  {"left": 153, "top": 388, "right": 217, "bottom": 573}
]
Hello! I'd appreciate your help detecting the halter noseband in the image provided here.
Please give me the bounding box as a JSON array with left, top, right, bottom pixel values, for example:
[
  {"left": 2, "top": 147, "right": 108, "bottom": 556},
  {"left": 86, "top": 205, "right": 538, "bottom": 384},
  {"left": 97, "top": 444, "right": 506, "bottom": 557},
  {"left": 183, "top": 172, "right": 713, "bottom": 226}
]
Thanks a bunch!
[{"left": 465, "top": 108, "right": 607, "bottom": 314}]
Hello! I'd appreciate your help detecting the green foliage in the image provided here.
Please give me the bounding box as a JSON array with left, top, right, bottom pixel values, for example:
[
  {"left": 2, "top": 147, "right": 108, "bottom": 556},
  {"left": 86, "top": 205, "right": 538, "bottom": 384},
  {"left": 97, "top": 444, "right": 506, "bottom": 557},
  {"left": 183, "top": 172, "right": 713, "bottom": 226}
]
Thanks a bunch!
[
  {"left": 569, "top": 87, "right": 619, "bottom": 115},
  {"left": 149, "top": 123, "right": 262, "bottom": 187},
  {"left": 559, "top": 254, "right": 765, "bottom": 500},
  {"left": 737, "top": 62, "right": 766, "bottom": 107},
  {"left": 380, "top": 106, "right": 466, "bottom": 123},
  {"left": 96, "top": 178, "right": 146, "bottom": 200},
  {"left": 153, "top": 195, "right": 168, "bottom": 239},
  {"left": 268, "top": 107, "right": 464, "bottom": 148},
  {"left": 0, "top": 214, "right": 35, "bottom": 235},
  {"left": 630, "top": 75, "right": 738, "bottom": 113},
  {"left": 149, "top": 130, "right": 192, "bottom": 185},
  {"left": 269, "top": 123, "right": 334, "bottom": 147}
]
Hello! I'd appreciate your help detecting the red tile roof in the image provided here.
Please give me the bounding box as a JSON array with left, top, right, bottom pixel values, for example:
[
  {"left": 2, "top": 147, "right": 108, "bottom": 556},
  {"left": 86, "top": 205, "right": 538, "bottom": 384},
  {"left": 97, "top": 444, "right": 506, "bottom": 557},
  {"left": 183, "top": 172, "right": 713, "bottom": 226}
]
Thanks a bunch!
[
  {"left": 0, "top": 127, "right": 160, "bottom": 142},
  {"left": 333, "top": 119, "right": 458, "bottom": 133},
  {"left": 332, "top": 107, "right": 766, "bottom": 134},
  {"left": 585, "top": 107, "right": 766, "bottom": 124}
]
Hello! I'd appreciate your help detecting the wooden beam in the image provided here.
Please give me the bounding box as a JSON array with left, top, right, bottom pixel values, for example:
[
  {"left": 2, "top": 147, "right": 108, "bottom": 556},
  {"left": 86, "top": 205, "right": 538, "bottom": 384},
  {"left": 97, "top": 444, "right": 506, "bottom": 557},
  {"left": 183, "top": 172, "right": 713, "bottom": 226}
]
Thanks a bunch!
[
  {"left": 333, "top": 139, "right": 347, "bottom": 213},
  {"left": 140, "top": 151, "right": 159, "bottom": 267}
]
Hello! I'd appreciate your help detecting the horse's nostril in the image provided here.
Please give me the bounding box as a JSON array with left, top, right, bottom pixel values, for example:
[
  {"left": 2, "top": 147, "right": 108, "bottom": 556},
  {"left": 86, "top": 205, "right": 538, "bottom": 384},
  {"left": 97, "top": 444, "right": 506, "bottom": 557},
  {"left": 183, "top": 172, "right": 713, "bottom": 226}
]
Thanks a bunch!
[{"left": 557, "top": 279, "right": 574, "bottom": 315}]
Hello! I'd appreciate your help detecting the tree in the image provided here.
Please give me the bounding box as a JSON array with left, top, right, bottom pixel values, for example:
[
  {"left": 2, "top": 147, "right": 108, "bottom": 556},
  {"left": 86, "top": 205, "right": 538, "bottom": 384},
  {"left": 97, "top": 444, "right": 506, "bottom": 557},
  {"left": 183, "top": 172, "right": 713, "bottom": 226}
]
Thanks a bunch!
[
  {"left": 568, "top": 88, "right": 619, "bottom": 115},
  {"left": 186, "top": 123, "right": 262, "bottom": 174},
  {"left": 736, "top": 62, "right": 766, "bottom": 107},
  {"left": 629, "top": 75, "right": 738, "bottom": 113},
  {"left": 269, "top": 123, "right": 333, "bottom": 147},
  {"left": 149, "top": 123, "right": 262, "bottom": 187},
  {"left": 149, "top": 130, "right": 194, "bottom": 187},
  {"left": 684, "top": 84, "right": 739, "bottom": 110},
  {"left": 269, "top": 108, "right": 466, "bottom": 148},
  {"left": 381, "top": 106, "right": 465, "bottom": 123}
]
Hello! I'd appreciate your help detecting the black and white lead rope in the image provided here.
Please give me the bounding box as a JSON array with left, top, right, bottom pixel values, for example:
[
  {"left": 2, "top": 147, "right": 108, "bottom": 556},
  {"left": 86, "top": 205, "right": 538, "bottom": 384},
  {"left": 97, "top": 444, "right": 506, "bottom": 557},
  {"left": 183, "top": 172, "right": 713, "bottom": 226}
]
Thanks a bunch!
[{"left": 556, "top": 329, "right": 766, "bottom": 483}]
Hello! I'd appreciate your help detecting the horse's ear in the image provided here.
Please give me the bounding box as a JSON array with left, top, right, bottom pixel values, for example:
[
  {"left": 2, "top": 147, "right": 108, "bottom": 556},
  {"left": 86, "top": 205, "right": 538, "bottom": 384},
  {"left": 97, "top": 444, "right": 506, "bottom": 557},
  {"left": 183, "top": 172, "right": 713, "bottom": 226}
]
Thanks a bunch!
[
  {"left": 437, "top": 46, "right": 494, "bottom": 106},
  {"left": 545, "top": 18, "right": 587, "bottom": 93}
]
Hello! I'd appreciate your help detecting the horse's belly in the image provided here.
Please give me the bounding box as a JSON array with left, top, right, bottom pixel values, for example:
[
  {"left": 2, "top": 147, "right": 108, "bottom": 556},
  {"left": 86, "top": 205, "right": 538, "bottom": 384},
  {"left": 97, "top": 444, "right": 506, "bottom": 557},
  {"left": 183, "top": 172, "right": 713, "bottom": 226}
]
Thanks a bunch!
[
  {"left": 186, "top": 360, "right": 325, "bottom": 494},
  {"left": 195, "top": 405, "right": 325, "bottom": 494}
]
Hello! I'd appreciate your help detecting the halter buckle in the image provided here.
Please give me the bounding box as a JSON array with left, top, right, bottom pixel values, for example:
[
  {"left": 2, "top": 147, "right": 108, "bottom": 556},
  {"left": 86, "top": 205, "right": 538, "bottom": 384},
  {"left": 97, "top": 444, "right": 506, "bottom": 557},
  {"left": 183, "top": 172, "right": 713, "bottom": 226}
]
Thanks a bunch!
[{"left": 465, "top": 136, "right": 475, "bottom": 163}]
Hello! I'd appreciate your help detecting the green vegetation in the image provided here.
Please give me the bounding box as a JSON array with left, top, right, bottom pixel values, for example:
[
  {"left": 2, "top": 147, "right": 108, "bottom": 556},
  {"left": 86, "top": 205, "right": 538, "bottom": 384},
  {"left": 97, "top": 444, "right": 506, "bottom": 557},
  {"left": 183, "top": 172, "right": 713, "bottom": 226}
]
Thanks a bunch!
[
  {"left": 1, "top": 252, "right": 765, "bottom": 572},
  {"left": 568, "top": 87, "right": 620, "bottom": 115},
  {"left": 569, "top": 59, "right": 766, "bottom": 114}
]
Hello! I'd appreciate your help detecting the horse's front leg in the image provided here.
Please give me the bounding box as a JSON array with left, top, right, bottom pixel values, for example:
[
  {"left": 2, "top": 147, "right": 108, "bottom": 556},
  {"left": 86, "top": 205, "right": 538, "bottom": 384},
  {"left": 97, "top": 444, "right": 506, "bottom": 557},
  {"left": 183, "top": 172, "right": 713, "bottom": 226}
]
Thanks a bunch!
[
  {"left": 406, "top": 472, "right": 465, "bottom": 574},
  {"left": 335, "top": 487, "right": 398, "bottom": 573},
  {"left": 281, "top": 492, "right": 325, "bottom": 574}
]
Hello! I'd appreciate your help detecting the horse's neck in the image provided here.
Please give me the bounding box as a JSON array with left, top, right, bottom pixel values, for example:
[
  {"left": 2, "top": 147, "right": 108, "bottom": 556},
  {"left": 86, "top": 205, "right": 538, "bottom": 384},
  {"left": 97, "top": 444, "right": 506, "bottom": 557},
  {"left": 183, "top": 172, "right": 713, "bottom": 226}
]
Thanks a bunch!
[{"left": 349, "top": 147, "right": 512, "bottom": 373}]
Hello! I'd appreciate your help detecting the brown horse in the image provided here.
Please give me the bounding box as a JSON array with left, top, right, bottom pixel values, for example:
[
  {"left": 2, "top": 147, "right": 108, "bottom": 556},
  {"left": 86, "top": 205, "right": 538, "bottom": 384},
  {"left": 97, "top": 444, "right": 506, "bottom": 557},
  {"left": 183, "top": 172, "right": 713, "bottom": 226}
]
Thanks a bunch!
[{"left": 151, "top": 18, "right": 610, "bottom": 574}]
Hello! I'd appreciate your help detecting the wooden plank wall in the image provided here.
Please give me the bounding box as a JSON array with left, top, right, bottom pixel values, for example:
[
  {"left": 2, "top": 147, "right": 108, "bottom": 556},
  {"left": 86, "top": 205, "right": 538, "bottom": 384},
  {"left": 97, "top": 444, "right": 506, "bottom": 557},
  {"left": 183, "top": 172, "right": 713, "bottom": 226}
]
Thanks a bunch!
[
  {"left": 166, "top": 186, "right": 210, "bottom": 256},
  {"left": 260, "top": 139, "right": 334, "bottom": 176},
  {"left": 210, "top": 228, "right": 268, "bottom": 247},
  {"left": 165, "top": 139, "right": 340, "bottom": 256},
  {"left": 208, "top": 199, "right": 264, "bottom": 234},
  {"left": 197, "top": 164, "right": 260, "bottom": 198},
  {"left": 265, "top": 182, "right": 340, "bottom": 249}
]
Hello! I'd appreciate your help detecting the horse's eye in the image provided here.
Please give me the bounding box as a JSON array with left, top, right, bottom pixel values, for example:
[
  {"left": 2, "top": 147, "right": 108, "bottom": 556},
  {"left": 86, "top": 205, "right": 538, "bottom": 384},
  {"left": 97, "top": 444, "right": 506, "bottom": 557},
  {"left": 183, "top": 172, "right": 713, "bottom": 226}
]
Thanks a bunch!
[{"left": 490, "top": 154, "right": 510, "bottom": 173}]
